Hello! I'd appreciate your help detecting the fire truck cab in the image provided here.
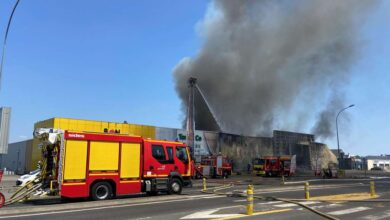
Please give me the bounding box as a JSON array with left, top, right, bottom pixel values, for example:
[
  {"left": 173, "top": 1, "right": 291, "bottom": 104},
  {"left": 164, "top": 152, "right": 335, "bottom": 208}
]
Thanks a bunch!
[
  {"left": 252, "top": 158, "right": 265, "bottom": 176},
  {"left": 35, "top": 129, "right": 192, "bottom": 200}
]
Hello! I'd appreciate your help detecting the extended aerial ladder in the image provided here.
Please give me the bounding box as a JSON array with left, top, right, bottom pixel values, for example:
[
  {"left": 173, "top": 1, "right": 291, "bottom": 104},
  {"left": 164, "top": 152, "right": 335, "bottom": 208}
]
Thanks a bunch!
[{"left": 186, "top": 77, "right": 222, "bottom": 160}]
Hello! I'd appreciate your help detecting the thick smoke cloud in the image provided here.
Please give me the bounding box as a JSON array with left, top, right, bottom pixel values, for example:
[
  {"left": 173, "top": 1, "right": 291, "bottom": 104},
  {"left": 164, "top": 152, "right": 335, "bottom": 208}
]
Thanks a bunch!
[{"left": 174, "top": 0, "right": 375, "bottom": 137}]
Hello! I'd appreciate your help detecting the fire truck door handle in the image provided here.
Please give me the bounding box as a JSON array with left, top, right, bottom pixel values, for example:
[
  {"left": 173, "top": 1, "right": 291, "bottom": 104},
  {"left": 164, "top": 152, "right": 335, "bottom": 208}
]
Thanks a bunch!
[{"left": 149, "top": 166, "right": 154, "bottom": 170}]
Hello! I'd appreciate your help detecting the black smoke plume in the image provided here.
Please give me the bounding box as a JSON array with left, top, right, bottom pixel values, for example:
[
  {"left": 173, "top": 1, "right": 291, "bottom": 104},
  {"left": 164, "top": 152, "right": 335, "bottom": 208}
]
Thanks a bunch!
[{"left": 174, "top": 0, "right": 375, "bottom": 137}]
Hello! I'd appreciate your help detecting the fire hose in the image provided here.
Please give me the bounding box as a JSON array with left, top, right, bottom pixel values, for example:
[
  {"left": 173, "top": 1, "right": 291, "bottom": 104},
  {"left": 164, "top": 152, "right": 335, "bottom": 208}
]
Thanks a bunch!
[{"left": 201, "top": 181, "right": 390, "bottom": 220}]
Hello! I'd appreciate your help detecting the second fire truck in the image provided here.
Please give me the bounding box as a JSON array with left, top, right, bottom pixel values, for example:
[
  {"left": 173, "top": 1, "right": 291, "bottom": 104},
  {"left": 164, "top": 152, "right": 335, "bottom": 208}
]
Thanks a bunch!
[
  {"left": 195, "top": 155, "right": 232, "bottom": 178},
  {"left": 253, "top": 155, "right": 296, "bottom": 177}
]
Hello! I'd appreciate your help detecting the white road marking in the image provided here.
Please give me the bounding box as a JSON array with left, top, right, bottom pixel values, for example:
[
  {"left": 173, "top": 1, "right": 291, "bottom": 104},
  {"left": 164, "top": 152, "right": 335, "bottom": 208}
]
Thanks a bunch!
[
  {"left": 310, "top": 203, "right": 341, "bottom": 209},
  {"left": 187, "top": 195, "right": 225, "bottom": 199},
  {"left": 252, "top": 183, "right": 364, "bottom": 194},
  {"left": 257, "top": 201, "right": 282, "bottom": 205},
  {"left": 299, "top": 201, "right": 321, "bottom": 205},
  {"left": 180, "top": 209, "right": 238, "bottom": 219},
  {"left": 327, "top": 207, "right": 371, "bottom": 216},
  {"left": 233, "top": 199, "right": 247, "bottom": 202},
  {"left": 0, "top": 195, "right": 226, "bottom": 219},
  {"left": 274, "top": 203, "right": 298, "bottom": 208},
  {"left": 274, "top": 201, "right": 320, "bottom": 208},
  {"left": 362, "top": 210, "right": 390, "bottom": 220},
  {"left": 187, "top": 195, "right": 217, "bottom": 198}
]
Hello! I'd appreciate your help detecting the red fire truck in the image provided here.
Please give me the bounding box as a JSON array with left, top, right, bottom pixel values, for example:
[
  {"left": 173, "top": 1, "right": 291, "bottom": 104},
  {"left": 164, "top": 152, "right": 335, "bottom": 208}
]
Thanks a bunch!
[
  {"left": 253, "top": 155, "right": 296, "bottom": 177},
  {"left": 33, "top": 129, "right": 192, "bottom": 200},
  {"left": 195, "top": 155, "right": 232, "bottom": 178}
]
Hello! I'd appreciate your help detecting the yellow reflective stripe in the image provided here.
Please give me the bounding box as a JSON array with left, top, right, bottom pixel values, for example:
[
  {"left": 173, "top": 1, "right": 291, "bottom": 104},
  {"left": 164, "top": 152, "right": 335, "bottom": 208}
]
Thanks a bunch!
[
  {"left": 120, "top": 180, "right": 141, "bottom": 183},
  {"left": 89, "top": 173, "right": 118, "bottom": 176},
  {"left": 63, "top": 182, "right": 86, "bottom": 186}
]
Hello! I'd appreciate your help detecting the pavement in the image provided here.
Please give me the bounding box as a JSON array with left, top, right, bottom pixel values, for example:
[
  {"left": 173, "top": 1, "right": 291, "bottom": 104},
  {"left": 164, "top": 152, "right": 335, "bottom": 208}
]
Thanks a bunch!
[
  {"left": 0, "top": 175, "right": 390, "bottom": 219},
  {"left": 0, "top": 175, "right": 19, "bottom": 200}
]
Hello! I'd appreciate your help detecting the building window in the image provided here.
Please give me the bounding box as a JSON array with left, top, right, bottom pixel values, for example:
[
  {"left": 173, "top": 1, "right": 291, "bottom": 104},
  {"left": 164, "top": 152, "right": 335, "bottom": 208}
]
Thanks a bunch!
[{"left": 373, "top": 164, "right": 377, "bottom": 167}]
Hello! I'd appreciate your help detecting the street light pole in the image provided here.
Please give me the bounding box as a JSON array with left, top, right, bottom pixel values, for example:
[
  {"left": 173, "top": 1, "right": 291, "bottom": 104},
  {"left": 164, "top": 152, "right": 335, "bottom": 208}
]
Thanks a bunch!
[
  {"left": 0, "top": 0, "right": 21, "bottom": 92},
  {"left": 336, "top": 104, "right": 355, "bottom": 169}
]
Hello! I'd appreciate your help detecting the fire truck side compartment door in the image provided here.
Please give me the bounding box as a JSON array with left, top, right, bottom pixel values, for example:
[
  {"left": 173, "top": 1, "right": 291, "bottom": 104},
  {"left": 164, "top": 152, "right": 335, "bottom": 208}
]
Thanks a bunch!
[
  {"left": 120, "top": 143, "right": 141, "bottom": 178},
  {"left": 89, "top": 141, "right": 119, "bottom": 171},
  {"left": 64, "top": 140, "right": 87, "bottom": 180}
]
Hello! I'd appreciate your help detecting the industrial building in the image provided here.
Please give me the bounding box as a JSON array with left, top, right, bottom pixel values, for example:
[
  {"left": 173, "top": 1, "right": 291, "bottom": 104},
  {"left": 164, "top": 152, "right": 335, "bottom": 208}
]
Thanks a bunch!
[
  {"left": 0, "top": 107, "right": 11, "bottom": 168},
  {"left": 1, "top": 139, "right": 32, "bottom": 174},
  {"left": 0, "top": 117, "right": 337, "bottom": 173},
  {"left": 365, "top": 156, "right": 390, "bottom": 170}
]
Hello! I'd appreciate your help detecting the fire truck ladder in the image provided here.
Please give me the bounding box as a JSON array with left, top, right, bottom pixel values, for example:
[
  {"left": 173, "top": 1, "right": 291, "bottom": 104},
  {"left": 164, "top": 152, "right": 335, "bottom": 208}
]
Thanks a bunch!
[
  {"left": 3, "top": 176, "right": 42, "bottom": 207},
  {"left": 1, "top": 152, "right": 49, "bottom": 208}
]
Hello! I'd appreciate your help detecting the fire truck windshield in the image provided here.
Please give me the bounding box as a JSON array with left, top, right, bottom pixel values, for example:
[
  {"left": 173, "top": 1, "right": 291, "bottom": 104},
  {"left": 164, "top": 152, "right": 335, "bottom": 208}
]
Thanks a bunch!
[
  {"left": 253, "top": 159, "right": 265, "bottom": 165},
  {"left": 176, "top": 147, "right": 188, "bottom": 163}
]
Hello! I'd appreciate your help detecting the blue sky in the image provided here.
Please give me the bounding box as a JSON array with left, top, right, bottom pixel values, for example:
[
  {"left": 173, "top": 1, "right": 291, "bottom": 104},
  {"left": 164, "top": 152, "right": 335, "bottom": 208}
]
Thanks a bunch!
[{"left": 0, "top": 0, "right": 389, "bottom": 156}]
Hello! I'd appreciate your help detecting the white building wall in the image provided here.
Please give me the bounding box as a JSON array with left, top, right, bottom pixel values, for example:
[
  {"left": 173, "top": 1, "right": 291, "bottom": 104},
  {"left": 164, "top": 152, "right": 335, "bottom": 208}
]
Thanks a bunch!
[{"left": 367, "top": 158, "right": 390, "bottom": 170}]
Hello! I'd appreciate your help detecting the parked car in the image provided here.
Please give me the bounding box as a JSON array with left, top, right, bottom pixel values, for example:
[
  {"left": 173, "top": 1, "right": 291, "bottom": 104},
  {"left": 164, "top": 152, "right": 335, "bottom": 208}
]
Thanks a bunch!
[
  {"left": 370, "top": 167, "right": 383, "bottom": 171},
  {"left": 16, "top": 169, "right": 40, "bottom": 187}
]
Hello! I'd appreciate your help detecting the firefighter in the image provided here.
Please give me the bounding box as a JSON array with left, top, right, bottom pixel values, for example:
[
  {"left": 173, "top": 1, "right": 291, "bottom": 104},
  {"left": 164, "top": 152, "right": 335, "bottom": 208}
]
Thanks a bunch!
[{"left": 247, "top": 163, "right": 251, "bottom": 174}]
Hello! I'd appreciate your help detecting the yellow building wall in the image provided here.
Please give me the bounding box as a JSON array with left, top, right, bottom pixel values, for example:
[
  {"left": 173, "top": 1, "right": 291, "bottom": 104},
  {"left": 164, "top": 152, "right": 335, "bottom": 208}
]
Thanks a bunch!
[{"left": 29, "top": 117, "right": 156, "bottom": 171}]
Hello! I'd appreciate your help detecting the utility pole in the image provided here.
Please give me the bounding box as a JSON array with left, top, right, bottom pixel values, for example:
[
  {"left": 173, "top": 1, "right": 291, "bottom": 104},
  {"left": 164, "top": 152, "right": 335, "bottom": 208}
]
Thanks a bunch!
[{"left": 336, "top": 104, "right": 354, "bottom": 169}]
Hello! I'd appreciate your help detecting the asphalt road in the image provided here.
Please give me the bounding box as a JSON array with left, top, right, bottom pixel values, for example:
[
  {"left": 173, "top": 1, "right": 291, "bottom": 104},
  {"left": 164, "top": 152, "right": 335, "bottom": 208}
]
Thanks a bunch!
[{"left": 1, "top": 177, "right": 390, "bottom": 220}]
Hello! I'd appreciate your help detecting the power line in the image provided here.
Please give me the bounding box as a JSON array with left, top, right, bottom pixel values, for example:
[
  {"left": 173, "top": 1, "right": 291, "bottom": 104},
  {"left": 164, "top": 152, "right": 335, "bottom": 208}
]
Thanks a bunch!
[{"left": 0, "top": 0, "right": 21, "bottom": 92}]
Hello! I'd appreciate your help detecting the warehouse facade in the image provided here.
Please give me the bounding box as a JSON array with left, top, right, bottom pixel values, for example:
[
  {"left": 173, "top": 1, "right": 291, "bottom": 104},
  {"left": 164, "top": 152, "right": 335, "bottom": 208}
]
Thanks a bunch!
[{"left": 21, "top": 117, "right": 336, "bottom": 172}]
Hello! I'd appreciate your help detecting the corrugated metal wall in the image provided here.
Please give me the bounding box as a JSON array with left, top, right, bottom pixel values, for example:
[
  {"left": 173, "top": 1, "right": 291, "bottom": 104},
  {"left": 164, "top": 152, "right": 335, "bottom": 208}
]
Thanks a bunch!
[
  {"left": 2, "top": 139, "right": 31, "bottom": 174},
  {"left": 29, "top": 117, "right": 157, "bottom": 171},
  {"left": 0, "top": 107, "right": 11, "bottom": 155}
]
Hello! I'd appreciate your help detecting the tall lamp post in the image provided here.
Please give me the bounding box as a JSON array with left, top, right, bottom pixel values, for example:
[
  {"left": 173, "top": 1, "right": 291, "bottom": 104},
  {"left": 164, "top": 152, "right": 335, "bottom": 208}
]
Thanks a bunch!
[
  {"left": 0, "top": 0, "right": 21, "bottom": 92},
  {"left": 336, "top": 104, "right": 355, "bottom": 169}
]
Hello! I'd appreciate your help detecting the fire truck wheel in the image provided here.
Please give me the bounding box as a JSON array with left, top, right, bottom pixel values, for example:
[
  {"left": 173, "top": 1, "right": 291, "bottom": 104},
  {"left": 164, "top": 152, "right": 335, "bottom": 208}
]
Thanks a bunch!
[
  {"left": 91, "top": 182, "right": 113, "bottom": 201},
  {"left": 168, "top": 179, "right": 182, "bottom": 195}
]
